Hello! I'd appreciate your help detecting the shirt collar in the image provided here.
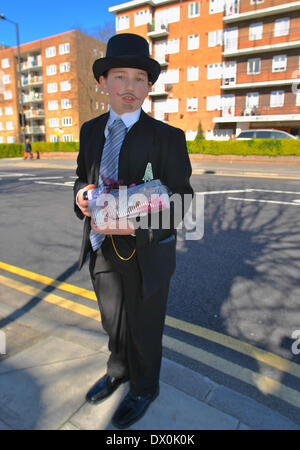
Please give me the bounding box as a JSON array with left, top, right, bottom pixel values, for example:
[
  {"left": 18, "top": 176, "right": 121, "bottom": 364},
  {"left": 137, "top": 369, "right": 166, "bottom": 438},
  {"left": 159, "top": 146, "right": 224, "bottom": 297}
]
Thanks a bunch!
[{"left": 107, "top": 108, "right": 141, "bottom": 131}]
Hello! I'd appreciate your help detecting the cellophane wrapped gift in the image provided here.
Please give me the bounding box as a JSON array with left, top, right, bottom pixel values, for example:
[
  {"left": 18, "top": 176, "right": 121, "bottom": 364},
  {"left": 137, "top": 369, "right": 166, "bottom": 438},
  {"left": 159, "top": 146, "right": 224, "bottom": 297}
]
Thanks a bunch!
[{"left": 89, "top": 179, "right": 170, "bottom": 227}]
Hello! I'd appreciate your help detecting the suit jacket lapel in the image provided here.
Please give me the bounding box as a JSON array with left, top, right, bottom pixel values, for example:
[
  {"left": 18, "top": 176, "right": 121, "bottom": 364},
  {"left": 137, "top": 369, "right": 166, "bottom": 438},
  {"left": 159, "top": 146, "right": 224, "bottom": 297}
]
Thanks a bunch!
[{"left": 90, "top": 113, "right": 109, "bottom": 186}]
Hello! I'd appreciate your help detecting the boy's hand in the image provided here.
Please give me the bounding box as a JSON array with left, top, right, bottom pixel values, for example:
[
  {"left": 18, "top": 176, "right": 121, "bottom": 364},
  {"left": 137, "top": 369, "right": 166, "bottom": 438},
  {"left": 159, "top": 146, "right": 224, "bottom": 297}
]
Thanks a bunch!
[{"left": 77, "top": 184, "right": 95, "bottom": 217}]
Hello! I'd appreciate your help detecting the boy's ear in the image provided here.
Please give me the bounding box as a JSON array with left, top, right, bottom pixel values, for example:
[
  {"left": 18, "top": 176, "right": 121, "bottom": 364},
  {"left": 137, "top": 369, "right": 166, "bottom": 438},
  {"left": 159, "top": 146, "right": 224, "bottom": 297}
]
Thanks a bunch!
[{"left": 99, "top": 75, "right": 108, "bottom": 93}]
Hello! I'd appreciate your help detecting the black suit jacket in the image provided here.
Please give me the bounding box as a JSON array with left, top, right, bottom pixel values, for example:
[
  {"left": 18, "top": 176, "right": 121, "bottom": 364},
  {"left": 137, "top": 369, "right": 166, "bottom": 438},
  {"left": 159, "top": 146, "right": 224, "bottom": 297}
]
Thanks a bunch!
[{"left": 74, "top": 110, "right": 193, "bottom": 299}]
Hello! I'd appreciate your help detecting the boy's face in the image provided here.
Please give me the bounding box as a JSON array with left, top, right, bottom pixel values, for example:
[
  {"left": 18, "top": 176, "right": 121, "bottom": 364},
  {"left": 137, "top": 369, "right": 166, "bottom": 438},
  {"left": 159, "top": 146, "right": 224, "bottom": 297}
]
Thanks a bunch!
[{"left": 99, "top": 67, "right": 152, "bottom": 115}]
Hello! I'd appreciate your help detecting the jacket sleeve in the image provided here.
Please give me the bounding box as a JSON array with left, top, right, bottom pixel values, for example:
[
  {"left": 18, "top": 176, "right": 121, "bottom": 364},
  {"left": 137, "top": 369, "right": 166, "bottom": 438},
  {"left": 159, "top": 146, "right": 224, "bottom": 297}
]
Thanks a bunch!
[
  {"left": 135, "top": 127, "right": 193, "bottom": 248},
  {"left": 73, "top": 122, "right": 89, "bottom": 220}
]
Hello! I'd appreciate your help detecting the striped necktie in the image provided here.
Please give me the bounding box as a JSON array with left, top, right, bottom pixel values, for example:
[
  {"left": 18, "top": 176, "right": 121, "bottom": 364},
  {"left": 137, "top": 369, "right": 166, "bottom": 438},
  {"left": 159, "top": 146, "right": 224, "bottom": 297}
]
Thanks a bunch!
[{"left": 90, "top": 117, "right": 127, "bottom": 251}]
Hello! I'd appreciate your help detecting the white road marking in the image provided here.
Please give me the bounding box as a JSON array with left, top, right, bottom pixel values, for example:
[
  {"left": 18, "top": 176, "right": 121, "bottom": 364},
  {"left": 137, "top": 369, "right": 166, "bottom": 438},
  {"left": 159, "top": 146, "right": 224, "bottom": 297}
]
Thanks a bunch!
[
  {"left": 0, "top": 172, "right": 35, "bottom": 177},
  {"left": 34, "top": 181, "right": 74, "bottom": 186},
  {"left": 18, "top": 176, "right": 64, "bottom": 181},
  {"left": 228, "top": 197, "right": 300, "bottom": 206}
]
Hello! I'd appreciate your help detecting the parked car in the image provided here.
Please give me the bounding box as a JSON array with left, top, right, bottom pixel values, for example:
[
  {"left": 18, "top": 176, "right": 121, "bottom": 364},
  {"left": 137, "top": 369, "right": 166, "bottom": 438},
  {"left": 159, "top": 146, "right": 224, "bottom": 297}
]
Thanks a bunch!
[{"left": 236, "top": 129, "right": 297, "bottom": 140}]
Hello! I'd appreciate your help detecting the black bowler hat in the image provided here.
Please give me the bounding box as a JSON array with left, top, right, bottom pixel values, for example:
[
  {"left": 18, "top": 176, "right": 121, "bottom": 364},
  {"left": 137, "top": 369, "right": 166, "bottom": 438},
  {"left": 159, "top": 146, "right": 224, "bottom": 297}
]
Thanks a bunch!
[{"left": 92, "top": 33, "right": 161, "bottom": 84}]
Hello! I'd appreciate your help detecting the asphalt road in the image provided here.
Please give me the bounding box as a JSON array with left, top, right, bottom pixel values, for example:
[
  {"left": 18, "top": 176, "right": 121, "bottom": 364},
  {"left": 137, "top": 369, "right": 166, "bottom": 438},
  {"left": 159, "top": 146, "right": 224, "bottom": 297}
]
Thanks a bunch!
[{"left": 0, "top": 165, "right": 299, "bottom": 425}]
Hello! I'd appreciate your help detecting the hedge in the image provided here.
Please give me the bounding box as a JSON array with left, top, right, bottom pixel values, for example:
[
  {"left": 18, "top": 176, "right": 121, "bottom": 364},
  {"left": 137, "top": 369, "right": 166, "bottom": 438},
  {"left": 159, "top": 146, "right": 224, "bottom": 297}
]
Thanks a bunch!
[{"left": 1, "top": 139, "right": 300, "bottom": 158}]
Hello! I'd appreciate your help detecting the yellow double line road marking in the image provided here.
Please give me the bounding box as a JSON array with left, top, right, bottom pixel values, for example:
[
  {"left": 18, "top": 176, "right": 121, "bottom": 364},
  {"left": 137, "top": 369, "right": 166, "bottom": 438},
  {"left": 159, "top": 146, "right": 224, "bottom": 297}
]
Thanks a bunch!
[{"left": 0, "top": 260, "right": 299, "bottom": 408}]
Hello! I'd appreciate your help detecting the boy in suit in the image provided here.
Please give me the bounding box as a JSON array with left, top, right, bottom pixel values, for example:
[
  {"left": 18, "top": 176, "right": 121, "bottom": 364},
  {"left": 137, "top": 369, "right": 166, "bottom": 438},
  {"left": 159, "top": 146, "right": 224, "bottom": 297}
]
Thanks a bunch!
[{"left": 74, "top": 33, "right": 193, "bottom": 428}]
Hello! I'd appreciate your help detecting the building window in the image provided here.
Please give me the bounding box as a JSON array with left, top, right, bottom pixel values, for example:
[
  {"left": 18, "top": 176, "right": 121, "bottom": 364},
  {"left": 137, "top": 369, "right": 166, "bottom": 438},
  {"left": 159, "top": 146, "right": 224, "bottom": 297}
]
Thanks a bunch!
[
  {"left": 155, "top": 6, "right": 180, "bottom": 25},
  {"left": 208, "top": 30, "right": 223, "bottom": 47},
  {"left": 187, "top": 66, "right": 199, "bottom": 81},
  {"left": 206, "top": 95, "right": 221, "bottom": 110},
  {"left": 46, "top": 46, "right": 56, "bottom": 58},
  {"left": 207, "top": 63, "right": 223, "bottom": 79},
  {"left": 165, "top": 68, "right": 179, "bottom": 83},
  {"left": 0, "top": 122, "right": 2, "bottom": 130},
  {"left": 62, "top": 117, "right": 72, "bottom": 126},
  {"left": 166, "top": 38, "right": 180, "bottom": 54},
  {"left": 1, "top": 58, "right": 10, "bottom": 69},
  {"left": 5, "top": 106, "right": 13, "bottom": 115},
  {"left": 49, "top": 118, "right": 59, "bottom": 127},
  {"left": 247, "top": 58, "right": 261, "bottom": 74},
  {"left": 188, "top": 34, "right": 199, "bottom": 50},
  {"left": 134, "top": 9, "right": 151, "bottom": 26},
  {"left": 3, "top": 74, "right": 11, "bottom": 84},
  {"left": 3, "top": 90, "right": 12, "bottom": 100},
  {"left": 0, "top": 108, "right": 2, "bottom": 115},
  {"left": 60, "top": 62, "right": 71, "bottom": 73},
  {"left": 272, "top": 55, "right": 287, "bottom": 72},
  {"left": 6, "top": 121, "right": 13, "bottom": 130},
  {"left": 270, "top": 90, "right": 284, "bottom": 107},
  {"left": 60, "top": 80, "right": 71, "bottom": 91},
  {"left": 274, "top": 18, "right": 289, "bottom": 37},
  {"left": 46, "top": 65, "right": 57, "bottom": 76},
  {"left": 47, "top": 82, "right": 58, "bottom": 93},
  {"left": 59, "top": 43, "right": 70, "bottom": 55},
  {"left": 48, "top": 100, "right": 58, "bottom": 110},
  {"left": 249, "top": 22, "right": 263, "bottom": 40},
  {"left": 50, "top": 135, "right": 59, "bottom": 142},
  {"left": 61, "top": 99, "right": 72, "bottom": 109},
  {"left": 246, "top": 92, "right": 259, "bottom": 108},
  {"left": 7, "top": 136, "right": 15, "bottom": 143},
  {"left": 209, "top": 0, "right": 224, "bottom": 14},
  {"left": 0, "top": 136, "right": 3, "bottom": 143},
  {"left": 188, "top": 1, "right": 200, "bottom": 18},
  {"left": 187, "top": 97, "right": 198, "bottom": 111},
  {"left": 116, "top": 15, "right": 129, "bottom": 31},
  {"left": 62, "top": 134, "right": 73, "bottom": 142}
]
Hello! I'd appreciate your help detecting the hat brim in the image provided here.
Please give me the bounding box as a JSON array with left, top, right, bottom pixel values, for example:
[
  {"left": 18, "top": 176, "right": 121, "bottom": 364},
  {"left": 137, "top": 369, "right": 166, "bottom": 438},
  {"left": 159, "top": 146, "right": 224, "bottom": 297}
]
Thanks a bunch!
[{"left": 93, "top": 56, "right": 161, "bottom": 84}]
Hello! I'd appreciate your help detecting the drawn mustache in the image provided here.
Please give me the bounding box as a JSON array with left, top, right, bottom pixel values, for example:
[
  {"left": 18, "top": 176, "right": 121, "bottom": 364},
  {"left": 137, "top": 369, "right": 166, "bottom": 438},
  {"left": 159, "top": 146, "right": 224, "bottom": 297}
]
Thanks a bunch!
[{"left": 119, "top": 93, "right": 138, "bottom": 99}]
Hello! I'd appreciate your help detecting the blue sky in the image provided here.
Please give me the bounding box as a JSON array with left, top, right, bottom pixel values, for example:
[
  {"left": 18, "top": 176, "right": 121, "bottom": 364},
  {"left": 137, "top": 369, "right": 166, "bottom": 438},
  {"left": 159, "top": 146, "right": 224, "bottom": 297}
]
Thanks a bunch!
[{"left": 0, "top": 0, "right": 123, "bottom": 46}]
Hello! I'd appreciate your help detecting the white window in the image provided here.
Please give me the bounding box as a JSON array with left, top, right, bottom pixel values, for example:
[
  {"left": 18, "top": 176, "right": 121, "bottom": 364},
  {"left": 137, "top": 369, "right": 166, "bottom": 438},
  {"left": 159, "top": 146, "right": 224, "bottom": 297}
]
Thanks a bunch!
[
  {"left": 134, "top": 9, "right": 151, "bottom": 26},
  {"left": 270, "top": 90, "right": 284, "bottom": 107},
  {"left": 48, "top": 100, "right": 58, "bottom": 110},
  {"left": 249, "top": 22, "right": 263, "bottom": 40},
  {"left": 5, "top": 106, "right": 13, "bottom": 115},
  {"left": 116, "top": 15, "right": 129, "bottom": 31},
  {"left": 155, "top": 7, "right": 180, "bottom": 25},
  {"left": 60, "top": 62, "right": 71, "bottom": 73},
  {"left": 0, "top": 122, "right": 2, "bottom": 130},
  {"left": 3, "top": 90, "right": 12, "bottom": 100},
  {"left": 165, "top": 98, "right": 178, "bottom": 113},
  {"left": 207, "top": 63, "right": 223, "bottom": 79},
  {"left": 248, "top": 58, "right": 261, "bottom": 74},
  {"left": 50, "top": 135, "right": 59, "bottom": 142},
  {"left": 62, "top": 116, "right": 72, "bottom": 126},
  {"left": 274, "top": 18, "right": 289, "bottom": 37},
  {"left": 46, "top": 46, "right": 56, "bottom": 58},
  {"left": 251, "top": 0, "right": 264, "bottom": 3},
  {"left": 246, "top": 92, "right": 259, "bottom": 108},
  {"left": 62, "top": 134, "right": 73, "bottom": 142},
  {"left": 46, "top": 65, "right": 57, "bottom": 76},
  {"left": 60, "top": 80, "right": 71, "bottom": 91},
  {"left": 59, "top": 43, "right": 70, "bottom": 55},
  {"left": 208, "top": 30, "right": 223, "bottom": 47},
  {"left": 0, "top": 136, "right": 3, "bottom": 143},
  {"left": 7, "top": 136, "right": 15, "bottom": 143},
  {"left": 6, "top": 121, "right": 13, "bottom": 130},
  {"left": 296, "top": 90, "right": 300, "bottom": 106},
  {"left": 223, "top": 27, "right": 238, "bottom": 51},
  {"left": 223, "top": 61, "right": 236, "bottom": 83},
  {"left": 188, "top": 1, "right": 200, "bottom": 17},
  {"left": 49, "top": 118, "right": 59, "bottom": 127},
  {"left": 165, "top": 69, "right": 179, "bottom": 83},
  {"left": 187, "top": 97, "right": 198, "bottom": 111},
  {"left": 0, "top": 108, "right": 2, "bottom": 115},
  {"left": 187, "top": 66, "right": 199, "bottom": 81},
  {"left": 272, "top": 55, "right": 287, "bottom": 72},
  {"left": 221, "top": 94, "right": 235, "bottom": 116},
  {"left": 206, "top": 95, "right": 221, "bottom": 110},
  {"left": 61, "top": 99, "right": 72, "bottom": 109},
  {"left": 188, "top": 34, "right": 199, "bottom": 50},
  {"left": 47, "top": 82, "right": 57, "bottom": 93},
  {"left": 166, "top": 39, "right": 180, "bottom": 54},
  {"left": 1, "top": 58, "right": 10, "bottom": 69},
  {"left": 210, "top": 0, "right": 224, "bottom": 14},
  {"left": 3, "top": 74, "right": 11, "bottom": 84}
]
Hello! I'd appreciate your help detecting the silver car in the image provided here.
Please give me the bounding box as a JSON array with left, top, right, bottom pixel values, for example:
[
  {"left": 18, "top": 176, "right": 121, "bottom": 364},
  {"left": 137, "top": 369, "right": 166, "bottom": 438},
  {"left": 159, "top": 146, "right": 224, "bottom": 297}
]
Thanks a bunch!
[{"left": 236, "top": 129, "right": 297, "bottom": 139}]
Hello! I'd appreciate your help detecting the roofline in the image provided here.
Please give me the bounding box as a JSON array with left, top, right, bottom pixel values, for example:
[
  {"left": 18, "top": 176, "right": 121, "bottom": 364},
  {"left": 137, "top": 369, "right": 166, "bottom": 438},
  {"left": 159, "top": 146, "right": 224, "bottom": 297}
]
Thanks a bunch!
[{"left": 109, "top": 0, "right": 178, "bottom": 14}]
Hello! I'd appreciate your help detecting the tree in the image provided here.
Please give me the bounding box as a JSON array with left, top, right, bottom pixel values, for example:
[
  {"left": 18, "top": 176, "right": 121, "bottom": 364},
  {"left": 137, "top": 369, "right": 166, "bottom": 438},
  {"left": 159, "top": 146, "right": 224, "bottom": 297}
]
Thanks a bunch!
[{"left": 195, "top": 122, "right": 205, "bottom": 140}]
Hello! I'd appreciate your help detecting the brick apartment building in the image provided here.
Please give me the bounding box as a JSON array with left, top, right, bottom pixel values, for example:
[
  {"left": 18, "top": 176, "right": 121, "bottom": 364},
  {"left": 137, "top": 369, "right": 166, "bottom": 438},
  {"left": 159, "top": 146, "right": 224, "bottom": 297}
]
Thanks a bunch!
[
  {"left": 0, "top": 29, "right": 108, "bottom": 144},
  {"left": 109, "top": 0, "right": 300, "bottom": 139}
]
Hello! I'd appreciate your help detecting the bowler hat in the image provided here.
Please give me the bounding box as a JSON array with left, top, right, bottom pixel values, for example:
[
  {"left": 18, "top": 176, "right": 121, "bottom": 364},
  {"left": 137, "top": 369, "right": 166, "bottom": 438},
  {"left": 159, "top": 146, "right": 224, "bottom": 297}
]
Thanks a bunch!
[{"left": 93, "top": 33, "right": 161, "bottom": 84}]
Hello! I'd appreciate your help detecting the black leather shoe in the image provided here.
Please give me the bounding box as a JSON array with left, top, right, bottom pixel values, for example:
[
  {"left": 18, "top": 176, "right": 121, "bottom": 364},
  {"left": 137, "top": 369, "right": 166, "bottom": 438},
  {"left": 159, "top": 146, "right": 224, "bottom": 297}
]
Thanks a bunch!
[
  {"left": 86, "top": 374, "right": 128, "bottom": 404},
  {"left": 112, "top": 389, "right": 159, "bottom": 429}
]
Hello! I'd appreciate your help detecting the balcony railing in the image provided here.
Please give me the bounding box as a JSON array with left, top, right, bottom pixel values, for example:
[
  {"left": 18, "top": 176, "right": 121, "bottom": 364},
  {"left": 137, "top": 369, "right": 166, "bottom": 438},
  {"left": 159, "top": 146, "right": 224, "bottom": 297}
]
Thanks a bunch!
[
  {"left": 216, "top": 104, "right": 300, "bottom": 118},
  {"left": 22, "top": 93, "right": 44, "bottom": 103},
  {"left": 223, "top": 27, "right": 300, "bottom": 54},
  {"left": 225, "top": 0, "right": 300, "bottom": 17},
  {"left": 24, "top": 109, "right": 45, "bottom": 119},
  {"left": 21, "top": 76, "right": 43, "bottom": 87},
  {"left": 147, "top": 22, "right": 169, "bottom": 39},
  {"left": 148, "top": 83, "right": 168, "bottom": 96},
  {"left": 221, "top": 66, "right": 300, "bottom": 87},
  {"left": 24, "top": 125, "right": 45, "bottom": 134},
  {"left": 20, "top": 58, "right": 42, "bottom": 71}
]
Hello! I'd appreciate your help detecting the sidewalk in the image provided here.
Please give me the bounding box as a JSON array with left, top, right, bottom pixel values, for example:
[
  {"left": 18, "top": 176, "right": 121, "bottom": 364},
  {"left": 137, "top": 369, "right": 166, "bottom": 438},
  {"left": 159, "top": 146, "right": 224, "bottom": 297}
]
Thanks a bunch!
[{"left": 0, "top": 301, "right": 299, "bottom": 430}]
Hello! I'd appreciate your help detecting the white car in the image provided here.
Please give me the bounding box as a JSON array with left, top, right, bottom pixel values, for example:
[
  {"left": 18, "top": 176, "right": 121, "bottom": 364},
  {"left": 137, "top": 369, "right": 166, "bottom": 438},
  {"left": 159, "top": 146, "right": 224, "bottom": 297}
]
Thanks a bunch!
[{"left": 236, "top": 129, "right": 297, "bottom": 139}]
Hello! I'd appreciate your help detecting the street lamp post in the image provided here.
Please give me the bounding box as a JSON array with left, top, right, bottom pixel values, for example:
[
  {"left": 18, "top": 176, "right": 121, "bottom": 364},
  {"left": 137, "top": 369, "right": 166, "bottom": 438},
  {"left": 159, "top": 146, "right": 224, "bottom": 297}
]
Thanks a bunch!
[{"left": 0, "top": 14, "right": 25, "bottom": 145}]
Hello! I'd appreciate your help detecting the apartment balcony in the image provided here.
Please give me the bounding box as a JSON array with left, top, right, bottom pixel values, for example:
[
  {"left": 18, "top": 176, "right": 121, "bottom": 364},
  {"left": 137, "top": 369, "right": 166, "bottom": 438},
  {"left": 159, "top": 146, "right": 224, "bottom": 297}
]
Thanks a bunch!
[
  {"left": 148, "top": 83, "right": 168, "bottom": 97},
  {"left": 221, "top": 70, "right": 300, "bottom": 89},
  {"left": 22, "top": 93, "right": 44, "bottom": 103},
  {"left": 20, "top": 58, "right": 42, "bottom": 72},
  {"left": 223, "top": 27, "right": 300, "bottom": 56},
  {"left": 224, "top": 0, "right": 300, "bottom": 23},
  {"left": 147, "top": 22, "right": 169, "bottom": 39},
  {"left": 21, "top": 76, "right": 43, "bottom": 88},
  {"left": 213, "top": 105, "right": 300, "bottom": 123},
  {"left": 156, "top": 54, "right": 169, "bottom": 68},
  {"left": 24, "top": 125, "right": 45, "bottom": 135},
  {"left": 24, "top": 109, "right": 45, "bottom": 119}
]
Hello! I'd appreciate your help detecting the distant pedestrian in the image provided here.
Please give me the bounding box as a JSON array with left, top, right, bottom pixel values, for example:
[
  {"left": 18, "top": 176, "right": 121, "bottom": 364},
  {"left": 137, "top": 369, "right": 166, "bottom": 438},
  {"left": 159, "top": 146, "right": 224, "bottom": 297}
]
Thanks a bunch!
[{"left": 23, "top": 137, "right": 33, "bottom": 159}]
